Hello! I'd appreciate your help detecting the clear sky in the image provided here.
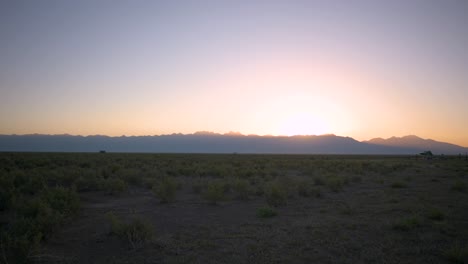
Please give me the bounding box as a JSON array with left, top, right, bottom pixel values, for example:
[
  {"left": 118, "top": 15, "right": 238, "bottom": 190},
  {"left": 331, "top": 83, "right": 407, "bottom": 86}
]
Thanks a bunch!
[{"left": 1, "top": 0, "right": 467, "bottom": 146}]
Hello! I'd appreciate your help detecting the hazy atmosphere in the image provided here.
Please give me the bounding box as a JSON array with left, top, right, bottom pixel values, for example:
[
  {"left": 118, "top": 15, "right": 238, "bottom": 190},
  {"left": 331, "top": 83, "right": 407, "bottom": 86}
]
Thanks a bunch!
[
  {"left": 1, "top": 0, "right": 467, "bottom": 146},
  {"left": 2, "top": 2, "right": 468, "bottom": 263}
]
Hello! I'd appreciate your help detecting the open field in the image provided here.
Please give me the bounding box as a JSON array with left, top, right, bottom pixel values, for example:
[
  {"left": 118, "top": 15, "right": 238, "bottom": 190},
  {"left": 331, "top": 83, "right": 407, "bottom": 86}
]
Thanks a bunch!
[{"left": 1, "top": 153, "right": 468, "bottom": 264}]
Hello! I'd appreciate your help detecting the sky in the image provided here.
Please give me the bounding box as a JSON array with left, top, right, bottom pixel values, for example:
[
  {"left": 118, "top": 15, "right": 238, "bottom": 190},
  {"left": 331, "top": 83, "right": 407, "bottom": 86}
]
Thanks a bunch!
[{"left": 1, "top": 0, "right": 467, "bottom": 146}]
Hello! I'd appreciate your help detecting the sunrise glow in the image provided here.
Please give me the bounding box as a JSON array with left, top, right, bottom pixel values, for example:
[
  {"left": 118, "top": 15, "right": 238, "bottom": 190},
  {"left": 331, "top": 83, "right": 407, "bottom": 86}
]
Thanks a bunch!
[{"left": 1, "top": 1, "right": 467, "bottom": 146}]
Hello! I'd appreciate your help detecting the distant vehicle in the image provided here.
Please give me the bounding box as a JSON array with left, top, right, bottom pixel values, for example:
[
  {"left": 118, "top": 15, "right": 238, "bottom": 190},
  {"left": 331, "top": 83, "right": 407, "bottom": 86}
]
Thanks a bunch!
[
  {"left": 99, "top": 150, "right": 107, "bottom": 154},
  {"left": 420, "top": 150, "right": 433, "bottom": 159},
  {"left": 420, "top": 150, "right": 433, "bottom": 156}
]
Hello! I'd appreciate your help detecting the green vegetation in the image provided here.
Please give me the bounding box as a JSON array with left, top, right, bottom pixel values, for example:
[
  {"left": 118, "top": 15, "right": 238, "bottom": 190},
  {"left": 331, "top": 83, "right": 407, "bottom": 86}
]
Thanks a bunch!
[
  {"left": 427, "top": 208, "right": 445, "bottom": 221},
  {"left": 107, "top": 212, "right": 154, "bottom": 249},
  {"left": 202, "top": 181, "right": 226, "bottom": 204},
  {"left": 444, "top": 243, "right": 468, "bottom": 264},
  {"left": 104, "top": 178, "right": 128, "bottom": 195},
  {"left": 451, "top": 180, "right": 467, "bottom": 192},
  {"left": 392, "top": 216, "right": 422, "bottom": 231},
  {"left": 0, "top": 152, "right": 466, "bottom": 263},
  {"left": 231, "top": 178, "right": 251, "bottom": 200},
  {"left": 391, "top": 181, "right": 407, "bottom": 188},
  {"left": 153, "top": 177, "right": 178, "bottom": 203},
  {"left": 297, "top": 179, "right": 322, "bottom": 198},
  {"left": 326, "top": 176, "right": 345, "bottom": 192},
  {"left": 0, "top": 186, "right": 80, "bottom": 263},
  {"left": 264, "top": 181, "right": 287, "bottom": 207},
  {"left": 257, "top": 206, "right": 277, "bottom": 218}
]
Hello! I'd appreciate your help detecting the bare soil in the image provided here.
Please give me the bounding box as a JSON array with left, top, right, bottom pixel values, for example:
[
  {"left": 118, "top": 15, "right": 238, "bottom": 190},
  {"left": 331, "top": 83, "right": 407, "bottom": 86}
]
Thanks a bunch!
[{"left": 38, "top": 159, "right": 468, "bottom": 264}]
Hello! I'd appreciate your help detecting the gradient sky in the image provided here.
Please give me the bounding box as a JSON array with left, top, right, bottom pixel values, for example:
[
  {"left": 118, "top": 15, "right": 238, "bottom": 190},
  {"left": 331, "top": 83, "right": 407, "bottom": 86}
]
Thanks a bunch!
[{"left": 1, "top": 0, "right": 467, "bottom": 146}]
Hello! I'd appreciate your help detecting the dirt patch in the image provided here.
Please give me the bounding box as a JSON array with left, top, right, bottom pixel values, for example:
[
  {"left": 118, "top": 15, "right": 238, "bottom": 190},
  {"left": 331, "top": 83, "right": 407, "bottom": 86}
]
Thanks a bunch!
[
  {"left": 2, "top": 153, "right": 466, "bottom": 263},
  {"left": 41, "top": 162, "right": 468, "bottom": 264}
]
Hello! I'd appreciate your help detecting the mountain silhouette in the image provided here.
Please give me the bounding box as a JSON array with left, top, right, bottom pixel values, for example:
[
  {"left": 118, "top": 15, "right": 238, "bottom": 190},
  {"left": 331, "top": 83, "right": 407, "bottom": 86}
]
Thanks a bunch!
[
  {"left": 0, "top": 133, "right": 466, "bottom": 154},
  {"left": 365, "top": 135, "right": 467, "bottom": 155}
]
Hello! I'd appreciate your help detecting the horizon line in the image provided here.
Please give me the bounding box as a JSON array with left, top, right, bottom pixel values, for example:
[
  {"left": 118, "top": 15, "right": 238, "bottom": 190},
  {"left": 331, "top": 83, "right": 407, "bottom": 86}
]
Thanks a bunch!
[
  {"left": 1, "top": 131, "right": 339, "bottom": 138},
  {"left": 2, "top": 131, "right": 466, "bottom": 148},
  {"left": 0, "top": 131, "right": 424, "bottom": 139}
]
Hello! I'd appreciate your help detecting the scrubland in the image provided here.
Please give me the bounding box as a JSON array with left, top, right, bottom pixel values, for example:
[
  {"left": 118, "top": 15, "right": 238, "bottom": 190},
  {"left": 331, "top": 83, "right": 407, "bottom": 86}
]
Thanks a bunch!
[{"left": 0, "top": 153, "right": 467, "bottom": 263}]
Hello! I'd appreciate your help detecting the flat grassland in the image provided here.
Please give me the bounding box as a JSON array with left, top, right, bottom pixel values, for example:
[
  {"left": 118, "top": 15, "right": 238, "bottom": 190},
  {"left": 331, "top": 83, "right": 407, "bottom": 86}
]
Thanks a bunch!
[{"left": 1, "top": 153, "right": 467, "bottom": 264}]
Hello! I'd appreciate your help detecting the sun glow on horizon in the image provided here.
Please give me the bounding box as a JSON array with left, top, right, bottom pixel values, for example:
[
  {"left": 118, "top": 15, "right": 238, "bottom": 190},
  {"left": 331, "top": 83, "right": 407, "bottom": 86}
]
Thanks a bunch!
[
  {"left": 0, "top": 1, "right": 467, "bottom": 146},
  {"left": 278, "top": 112, "right": 330, "bottom": 136}
]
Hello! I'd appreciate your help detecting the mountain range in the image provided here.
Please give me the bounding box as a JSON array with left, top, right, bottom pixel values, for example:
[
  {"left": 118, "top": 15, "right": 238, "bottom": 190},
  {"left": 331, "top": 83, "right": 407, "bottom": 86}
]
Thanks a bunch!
[{"left": 0, "top": 133, "right": 466, "bottom": 155}]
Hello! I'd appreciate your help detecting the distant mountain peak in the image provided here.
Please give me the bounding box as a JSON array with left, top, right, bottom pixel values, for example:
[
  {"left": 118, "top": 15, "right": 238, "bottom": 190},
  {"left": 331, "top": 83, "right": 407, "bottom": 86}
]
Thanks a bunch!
[
  {"left": 365, "top": 135, "right": 466, "bottom": 154},
  {"left": 224, "top": 131, "right": 244, "bottom": 136},
  {"left": 369, "top": 135, "right": 424, "bottom": 142},
  {"left": 320, "top": 133, "right": 337, "bottom": 137},
  {"left": 193, "top": 131, "right": 218, "bottom": 136},
  {"left": 1, "top": 133, "right": 466, "bottom": 154},
  {"left": 401, "top": 135, "right": 423, "bottom": 140}
]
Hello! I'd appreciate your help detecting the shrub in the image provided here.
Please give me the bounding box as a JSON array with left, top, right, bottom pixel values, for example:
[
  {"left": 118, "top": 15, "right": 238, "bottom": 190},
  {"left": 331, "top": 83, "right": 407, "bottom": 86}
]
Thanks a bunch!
[
  {"left": 110, "top": 165, "right": 122, "bottom": 174},
  {"left": 1, "top": 185, "right": 81, "bottom": 263},
  {"left": 0, "top": 222, "right": 42, "bottom": 264},
  {"left": 264, "top": 182, "right": 287, "bottom": 207},
  {"left": 121, "top": 217, "right": 154, "bottom": 250},
  {"left": 0, "top": 173, "right": 15, "bottom": 211},
  {"left": 392, "top": 216, "right": 421, "bottom": 231},
  {"left": 248, "top": 175, "right": 264, "bottom": 186},
  {"left": 41, "top": 187, "right": 80, "bottom": 217},
  {"left": 120, "top": 169, "right": 143, "bottom": 186},
  {"left": 297, "top": 179, "right": 322, "bottom": 198},
  {"left": 107, "top": 212, "right": 124, "bottom": 235},
  {"left": 106, "top": 212, "right": 154, "bottom": 249},
  {"left": 74, "top": 175, "right": 104, "bottom": 192},
  {"left": 46, "top": 170, "right": 76, "bottom": 187},
  {"left": 444, "top": 243, "right": 468, "bottom": 264},
  {"left": 451, "top": 180, "right": 467, "bottom": 192},
  {"left": 257, "top": 206, "right": 277, "bottom": 218},
  {"left": 142, "top": 177, "right": 157, "bottom": 189},
  {"left": 13, "top": 171, "right": 28, "bottom": 189},
  {"left": 274, "top": 176, "right": 297, "bottom": 198},
  {"left": 152, "top": 177, "right": 178, "bottom": 203},
  {"left": 202, "top": 181, "right": 226, "bottom": 205},
  {"left": 427, "top": 208, "right": 445, "bottom": 221},
  {"left": 104, "top": 178, "right": 127, "bottom": 195},
  {"left": 326, "top": 177, "right": 344, "bottom": 192},
  {"left": 232, "top": 178, "right": 250, "bottom": 200},
  {"left": 2, "top": 194, "right": 74, "bottom": 264},
  {"left": 16, "top": 198, "right": 62, "bottom": 238},
  {"left": 18, "top": 175, "right": 45, "bottom": 195}
]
